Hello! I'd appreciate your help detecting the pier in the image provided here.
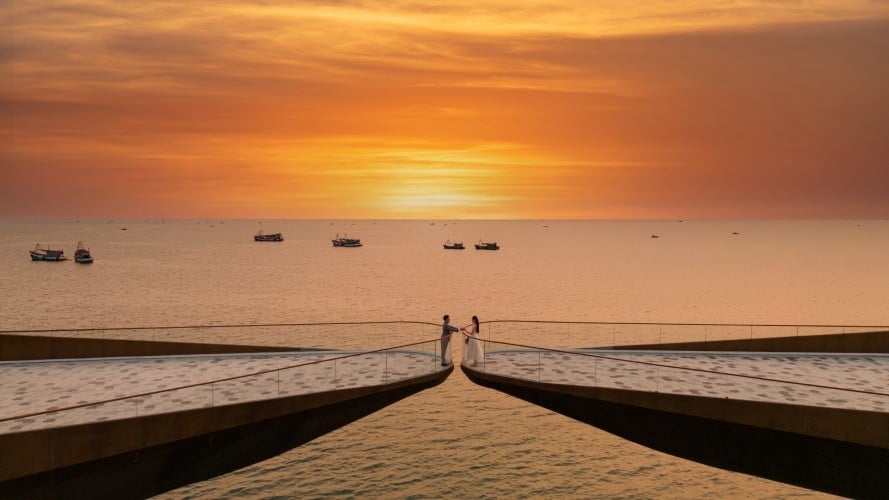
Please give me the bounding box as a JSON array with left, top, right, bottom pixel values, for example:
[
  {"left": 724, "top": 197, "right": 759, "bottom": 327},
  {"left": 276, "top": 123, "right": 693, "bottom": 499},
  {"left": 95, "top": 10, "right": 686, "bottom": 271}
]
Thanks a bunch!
[
  {"left": 2, "top": 320, "right": 888, "bottom": 498},
  {"left": 0, "top": 322, "right": 451, "bottom": 499},
  {"left": 462, "top": 321, "right": 889, "bottom": 499}
]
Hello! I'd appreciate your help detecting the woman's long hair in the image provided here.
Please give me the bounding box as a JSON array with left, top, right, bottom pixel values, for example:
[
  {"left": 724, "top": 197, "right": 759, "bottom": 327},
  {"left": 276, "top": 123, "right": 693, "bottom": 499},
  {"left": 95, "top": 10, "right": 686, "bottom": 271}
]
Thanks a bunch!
[{"left": 471, "top": 315, "right": 479, "bottom": 333}]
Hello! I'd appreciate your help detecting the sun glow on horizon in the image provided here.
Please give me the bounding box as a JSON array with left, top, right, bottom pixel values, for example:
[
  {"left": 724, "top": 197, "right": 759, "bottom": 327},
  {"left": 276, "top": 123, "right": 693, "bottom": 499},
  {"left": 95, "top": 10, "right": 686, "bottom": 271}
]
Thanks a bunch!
[
  {"left": 257, "top": 140, "right": 610, "bottom": 219},
  {"left": 2, "top": 1, "right": 888, "bottom": 219}
]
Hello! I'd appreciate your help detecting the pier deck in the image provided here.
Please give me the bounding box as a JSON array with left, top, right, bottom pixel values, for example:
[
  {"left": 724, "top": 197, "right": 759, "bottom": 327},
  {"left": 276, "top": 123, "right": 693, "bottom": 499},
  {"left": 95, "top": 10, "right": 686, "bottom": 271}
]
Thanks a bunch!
[
  {"left": 462, "top": 348, "right": 888, "bottom": 498},
  {"left": 0, "top": 350, "right": 447, "bottom": 434},
  {"left": 468, "top": 350, "right": 887, "bottom": 412},
  {"left": 0, "top": 349, "right": 451, "bottom": 498}
]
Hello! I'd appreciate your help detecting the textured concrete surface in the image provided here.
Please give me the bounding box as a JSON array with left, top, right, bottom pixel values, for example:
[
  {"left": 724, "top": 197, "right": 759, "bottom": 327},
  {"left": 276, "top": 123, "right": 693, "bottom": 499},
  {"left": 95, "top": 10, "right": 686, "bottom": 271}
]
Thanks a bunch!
[
  {"left": 0, "top": 350, "right": 446, "bottom": 433},
  {"left": 469, "top": 349, "right": 888, "bottom": 412}
]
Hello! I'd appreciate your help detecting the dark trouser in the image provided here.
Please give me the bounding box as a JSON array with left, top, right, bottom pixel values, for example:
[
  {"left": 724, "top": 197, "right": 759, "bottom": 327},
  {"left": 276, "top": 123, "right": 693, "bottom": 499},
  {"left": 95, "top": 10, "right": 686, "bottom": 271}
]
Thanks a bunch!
[{"left": 441, "top": 334, "right": 450, "bottom": 364}]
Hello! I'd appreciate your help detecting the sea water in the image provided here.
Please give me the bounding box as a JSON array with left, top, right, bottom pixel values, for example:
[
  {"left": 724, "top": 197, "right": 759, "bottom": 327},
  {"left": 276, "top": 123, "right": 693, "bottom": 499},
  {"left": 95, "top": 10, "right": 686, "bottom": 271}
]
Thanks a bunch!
[{"left": 1, "top": 219, "right": 886, "bottom": 498}]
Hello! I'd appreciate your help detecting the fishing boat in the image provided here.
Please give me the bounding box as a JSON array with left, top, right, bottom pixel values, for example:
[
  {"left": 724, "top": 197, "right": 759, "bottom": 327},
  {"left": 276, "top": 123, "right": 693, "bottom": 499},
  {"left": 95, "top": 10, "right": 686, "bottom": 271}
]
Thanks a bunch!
[
  {"left": 332, "top": 234, "right": 362, "bottom": 247},
  {"left": 443, "top": 240, "right": 465, "bottom": 250},
  {"left": 74, "top": 241, "right": 93, "bottom": 264},
  {"left": 30, "top": 244, "right": 67, "bottom": 261},
  {"left": 254, "top": 230, "right": 284, "bottom": 242},
  {"left": 474, "top": 241, "right": 499, "bottom": 250}
]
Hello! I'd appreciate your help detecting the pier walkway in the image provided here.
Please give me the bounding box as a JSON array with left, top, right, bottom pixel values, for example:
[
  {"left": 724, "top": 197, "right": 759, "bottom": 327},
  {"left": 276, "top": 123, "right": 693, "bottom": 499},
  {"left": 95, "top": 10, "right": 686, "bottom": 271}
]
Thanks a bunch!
[
  {"left": 465, "top": 349, "right": 887, "bottom": 414},
  {"left": 0, "top": 329, "right": 452, "bottom": 499},
  {"left": 462, "top": 327, "right": 888, "bottom": 499},
  {"left": 0, "top": 349, "right": 448, "bottom": 434},
  {"left": 2, "top": 319, "right": 887, "bottom": 498}
]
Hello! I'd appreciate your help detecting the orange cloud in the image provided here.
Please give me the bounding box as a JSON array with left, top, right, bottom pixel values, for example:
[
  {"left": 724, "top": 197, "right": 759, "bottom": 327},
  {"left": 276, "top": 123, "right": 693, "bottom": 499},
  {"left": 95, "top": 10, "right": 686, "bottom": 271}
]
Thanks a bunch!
[{"left": 2, "top": 2, "right": 888, "bottom": 218}]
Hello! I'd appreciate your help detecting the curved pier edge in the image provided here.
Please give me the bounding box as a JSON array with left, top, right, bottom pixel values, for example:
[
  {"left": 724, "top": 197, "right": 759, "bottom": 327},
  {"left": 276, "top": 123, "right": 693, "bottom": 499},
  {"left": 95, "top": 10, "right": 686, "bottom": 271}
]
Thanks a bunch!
[
  {"left": 462, "top": 365, "right": 888, "bottom": 500},
  {"left": 0, "top": 365, "right": 452, "bottom": 499}
]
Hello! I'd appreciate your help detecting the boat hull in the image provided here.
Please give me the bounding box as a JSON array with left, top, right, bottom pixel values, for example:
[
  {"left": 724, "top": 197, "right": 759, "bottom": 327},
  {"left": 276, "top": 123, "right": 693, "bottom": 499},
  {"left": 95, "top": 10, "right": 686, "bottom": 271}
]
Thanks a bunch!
[
  {"left": 30, "top": 252, "right": 67, "bottom": 262},
  {"left": 474, "top": 244, "right": 499, "bottom": 250},
  {"left": 333, "top": 238, "right": 362, "bottom": 247},
  {"left": 254, "top": 233, "right": 284, "bottom": 242},
  {"left": 74, "top": 242, "right": 93, "bottom": 263},
  {"left": 30, "top": 245, "right": 67, "bottom": 261}
]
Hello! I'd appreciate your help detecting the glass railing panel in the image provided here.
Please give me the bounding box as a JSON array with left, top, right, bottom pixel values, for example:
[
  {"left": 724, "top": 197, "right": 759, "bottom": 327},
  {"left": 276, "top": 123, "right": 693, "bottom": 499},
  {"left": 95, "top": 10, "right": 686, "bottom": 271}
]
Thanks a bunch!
[
  {"left": 701, "top": 324, "right": 751, "bottom": 342},
  {"left": 566, "top": 322, "right": 613, "bottom": 348},
  {"left": 658, "top": 324, "right": 706, "bottom": 343},
  {"left": 471, "top": 344, "right": 888, "bottom": 413},
  {"left": 0, "top": 339, "right": 445, "bottom": 434}
]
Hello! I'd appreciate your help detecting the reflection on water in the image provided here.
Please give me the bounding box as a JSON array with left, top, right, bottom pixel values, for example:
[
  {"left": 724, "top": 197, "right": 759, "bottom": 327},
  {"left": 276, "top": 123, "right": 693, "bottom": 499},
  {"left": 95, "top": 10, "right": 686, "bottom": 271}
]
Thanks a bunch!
[
  {"left": 163, "top": 372, "right": 831, "bottom": 499},
  {"left": 3, "top": 219, "right": 881, "bottom": 497}
]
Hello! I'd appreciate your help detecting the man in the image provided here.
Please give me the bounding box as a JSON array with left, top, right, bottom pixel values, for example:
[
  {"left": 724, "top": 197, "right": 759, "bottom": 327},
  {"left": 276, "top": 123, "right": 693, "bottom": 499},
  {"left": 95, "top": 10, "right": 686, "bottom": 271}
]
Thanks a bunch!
[{"left": 440, "top": 314, "right": 459, "bottom": 366}]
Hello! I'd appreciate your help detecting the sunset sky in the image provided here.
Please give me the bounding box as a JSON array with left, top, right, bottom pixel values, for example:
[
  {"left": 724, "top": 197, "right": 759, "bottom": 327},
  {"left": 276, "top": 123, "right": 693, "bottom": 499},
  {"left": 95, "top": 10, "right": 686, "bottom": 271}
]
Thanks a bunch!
[{"left": 2, "top": 1, "right": 888, "bottom": 219}]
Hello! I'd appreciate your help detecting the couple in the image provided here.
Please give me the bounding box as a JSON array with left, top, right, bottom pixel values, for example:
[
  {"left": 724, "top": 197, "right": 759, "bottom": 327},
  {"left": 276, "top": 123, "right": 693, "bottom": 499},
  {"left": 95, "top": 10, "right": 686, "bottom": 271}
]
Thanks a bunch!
[{"left": 441, "top": 314, "right": 484, "bottom": 367}]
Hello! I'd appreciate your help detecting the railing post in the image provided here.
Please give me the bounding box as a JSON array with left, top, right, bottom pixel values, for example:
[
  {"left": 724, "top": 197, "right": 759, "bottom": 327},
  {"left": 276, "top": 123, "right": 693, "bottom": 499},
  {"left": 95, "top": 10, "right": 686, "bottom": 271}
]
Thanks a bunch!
[
  {"left": 277, "top": 371, "right": 280, "bottom": 396},
  {"left": 385, "top": 351, "right": 388, "bottom": 381},
  {"left": 538, "top": 351, "right": 541, "bottom": 382}
]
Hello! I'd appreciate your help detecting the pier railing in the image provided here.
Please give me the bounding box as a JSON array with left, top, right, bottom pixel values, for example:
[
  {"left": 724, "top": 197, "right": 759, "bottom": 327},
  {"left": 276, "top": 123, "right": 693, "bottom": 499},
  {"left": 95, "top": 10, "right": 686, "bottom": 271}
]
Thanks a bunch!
[
  {"left": 0, "top": 336, "right": 452, "bottom": 434},
  {"left": 464, "top": 335, "right": 889, "bottom": 412},
  {"left": 0, "top": 321, "right": 442, "bottom": 351},
  {"left": 5, "top": 320, "right": 885, "bottom": 352},
  {"left": 479, "top": 320, "right": 888, "bottom": 349}
]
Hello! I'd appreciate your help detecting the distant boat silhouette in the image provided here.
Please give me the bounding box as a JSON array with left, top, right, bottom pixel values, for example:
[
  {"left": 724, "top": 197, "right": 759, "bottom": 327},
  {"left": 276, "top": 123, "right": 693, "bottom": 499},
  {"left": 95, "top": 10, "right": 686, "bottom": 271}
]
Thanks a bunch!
[
  {"left": 74, "top": 241, "right": 93, "bottom": 264},
  {"left": 254, "top": 230, "right": 284, "bottom": 242},
  {"left": 332, "top": 234, "right": 362, "bottom": 247},
  {"left": 30, "top": 244, "right": 67, "bottom": 261}
]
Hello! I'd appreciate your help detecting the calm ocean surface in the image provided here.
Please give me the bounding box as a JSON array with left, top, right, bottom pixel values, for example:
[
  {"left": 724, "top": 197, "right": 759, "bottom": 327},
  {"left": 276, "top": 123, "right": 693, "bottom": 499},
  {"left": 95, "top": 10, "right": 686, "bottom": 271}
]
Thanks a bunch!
[{"left": 2, "top": 219, "right": 887, "bottom": 498}]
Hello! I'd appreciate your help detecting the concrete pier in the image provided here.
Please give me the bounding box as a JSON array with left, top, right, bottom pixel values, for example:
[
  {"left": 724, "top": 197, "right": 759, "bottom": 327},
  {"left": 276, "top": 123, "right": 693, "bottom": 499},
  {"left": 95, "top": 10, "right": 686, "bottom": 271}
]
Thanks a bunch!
[
  {"left": 0, "top": 350, "right": 452, "bottom": 498},
  {"left": 462, "top": 349, "right": 888, "bottom": 498}
]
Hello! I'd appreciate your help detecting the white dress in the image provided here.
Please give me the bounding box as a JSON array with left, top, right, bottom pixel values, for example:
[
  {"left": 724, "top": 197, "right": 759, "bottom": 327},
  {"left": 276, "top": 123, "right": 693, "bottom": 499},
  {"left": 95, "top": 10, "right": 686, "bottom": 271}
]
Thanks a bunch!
[{"left": 464, "top": 324, "right": 484, "bottom": 366}]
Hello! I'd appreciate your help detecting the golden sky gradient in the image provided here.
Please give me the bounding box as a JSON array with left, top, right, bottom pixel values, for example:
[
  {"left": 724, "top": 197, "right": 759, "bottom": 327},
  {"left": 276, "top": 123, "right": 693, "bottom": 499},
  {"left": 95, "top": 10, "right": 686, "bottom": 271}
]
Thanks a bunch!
[{"left": 2, "top": 1, "right": 888, "bottom": 218}]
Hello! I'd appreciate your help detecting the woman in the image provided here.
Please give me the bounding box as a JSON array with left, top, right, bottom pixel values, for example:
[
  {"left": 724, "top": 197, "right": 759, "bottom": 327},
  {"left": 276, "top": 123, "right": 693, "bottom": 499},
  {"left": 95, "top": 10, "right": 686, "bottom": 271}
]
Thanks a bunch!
[{"left": 462, "top": 315, "right": 484, "bottom": 367}]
